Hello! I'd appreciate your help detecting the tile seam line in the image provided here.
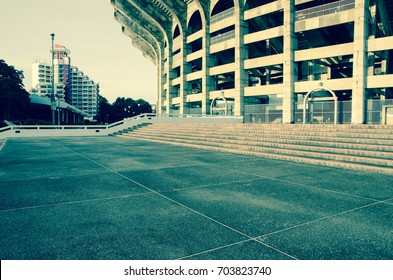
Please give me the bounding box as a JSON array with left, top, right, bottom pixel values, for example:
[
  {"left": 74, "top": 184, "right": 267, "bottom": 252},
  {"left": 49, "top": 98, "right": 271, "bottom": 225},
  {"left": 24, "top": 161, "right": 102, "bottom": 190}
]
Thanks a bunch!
[
  {"left": 59, "top": 142, "right": 298, "bottom": 260},
  {"left": 176, "top": 239, "right": 253, "bottom": 260},
  {"left": 209, "top": 165, "right": 384, "bottom": 203},
  {"left": 177, "top": 199, "right": 390, "bottom": 261},
  {"left": 0, "top": 175, "right": 261, "bottom": 212},
  {"left": 256, "top": 199, "right": 391, "bottom": 240},
  {"left": 0, "top": 192, "right": 152, "bottom": 213},
  {"left": 146, "top": 144, "right": 393, "bottom": 204},
  {"left": 50, "top": 141, "right": 222, "bottom": 172}
]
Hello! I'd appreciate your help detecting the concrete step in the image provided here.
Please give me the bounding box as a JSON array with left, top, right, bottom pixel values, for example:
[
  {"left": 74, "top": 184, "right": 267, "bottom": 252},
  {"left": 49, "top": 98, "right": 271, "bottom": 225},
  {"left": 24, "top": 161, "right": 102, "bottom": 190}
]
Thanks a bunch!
[
  {"left": 135, "top": 126, "right": 393, "bottom": 146},
  {"left": 117, "top": 123, "right": 393, "bottom": 175},
  {"left": 129, "top": 129, "right": 393, "bottom": 149},
  {"left": 125, "top": 130, "right": 393, "bottom": 157},
  {"left": 140, "top": 125, "right": 393, "bottom": 140},
  {"left": 109, "top": 123, "right": 151, "bottom": 136},
  {"left": 150, "top": 123, "right": 393, "bottom": 135},
  {"left": 118, "top": 133, "right": 393, "bottom": 175},
  {"left": 123, "top": 131, "right": 393, "bottom": 168}
]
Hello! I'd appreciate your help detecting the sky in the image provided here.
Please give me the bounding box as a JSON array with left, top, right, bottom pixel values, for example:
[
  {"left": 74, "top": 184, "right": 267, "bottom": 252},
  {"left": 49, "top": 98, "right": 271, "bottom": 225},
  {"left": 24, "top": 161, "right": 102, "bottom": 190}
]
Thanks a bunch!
[{"left": 0, "top": 0, "right": 157, "bottom": 104}]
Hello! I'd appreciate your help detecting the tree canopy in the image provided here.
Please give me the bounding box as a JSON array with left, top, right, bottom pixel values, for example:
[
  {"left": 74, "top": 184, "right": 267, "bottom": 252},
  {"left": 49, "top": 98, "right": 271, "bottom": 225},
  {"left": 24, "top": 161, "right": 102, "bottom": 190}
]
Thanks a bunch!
[
  {"left": 96, "top": 95, "right": 153, "bottom": 124},
  {"left": 0, "top": 59, "right": 30, "bottom": 122}
]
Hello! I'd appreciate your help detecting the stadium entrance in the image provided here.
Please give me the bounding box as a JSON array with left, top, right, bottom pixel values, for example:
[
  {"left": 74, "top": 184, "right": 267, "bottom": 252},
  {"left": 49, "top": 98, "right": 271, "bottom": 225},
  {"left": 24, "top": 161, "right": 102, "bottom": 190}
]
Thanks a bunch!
[{"left": 303, "top": 87, "right": 338, "bottom": 124}]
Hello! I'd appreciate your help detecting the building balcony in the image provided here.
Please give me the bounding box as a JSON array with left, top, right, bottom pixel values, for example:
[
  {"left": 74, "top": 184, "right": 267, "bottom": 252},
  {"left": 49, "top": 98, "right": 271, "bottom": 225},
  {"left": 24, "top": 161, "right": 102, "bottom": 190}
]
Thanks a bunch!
[
  {"left": 210, "top": 30, "right": 236, "bottom": 46},
  {"left": 171, "top": 76, "right": 182, "bottom": 86},
  {"left": 186, "top": 70, "right": 203, "bottom": 82},
  {"left": 172, "top": 96, "right": 181, "bottom": 105},
  {"left": 186, "top": 93, "right": 203, "bottom": 103},
  {"left": 244, "top": 54, "right": 284, "bottom": 69},
  {"left": 187, "top": 30, "right": 203, "bottom": 44},
  {"left": 244, "top": 26, "right": 283, "bottom": 45},
  {"left": 209, "top": 63, "right": 236, "bottom": 76},
  {"left": 186, "top": 50, "right": 203, "bottom": 62},
  {"left": 244, "top": 84, "right": 284, "bottom": 96}
]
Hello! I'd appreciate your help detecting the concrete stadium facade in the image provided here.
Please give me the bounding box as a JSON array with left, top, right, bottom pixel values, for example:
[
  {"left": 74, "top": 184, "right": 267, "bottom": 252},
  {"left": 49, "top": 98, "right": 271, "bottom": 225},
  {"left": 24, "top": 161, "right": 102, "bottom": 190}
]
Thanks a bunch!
[{"left": 111, "top": 0, "right": 393, "bottom": 124}]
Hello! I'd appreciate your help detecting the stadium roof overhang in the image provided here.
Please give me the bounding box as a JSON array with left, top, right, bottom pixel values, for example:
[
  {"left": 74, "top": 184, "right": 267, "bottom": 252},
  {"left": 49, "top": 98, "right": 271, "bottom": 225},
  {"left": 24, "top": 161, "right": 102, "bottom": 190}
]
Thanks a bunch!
[{"left": 29, "top": 94, "right": 91, "bottom": 118}]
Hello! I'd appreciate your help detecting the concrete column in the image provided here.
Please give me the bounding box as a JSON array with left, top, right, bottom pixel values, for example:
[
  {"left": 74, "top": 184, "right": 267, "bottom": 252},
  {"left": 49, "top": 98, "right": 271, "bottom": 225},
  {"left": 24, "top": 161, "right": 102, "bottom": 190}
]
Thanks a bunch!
[
  {"left": 180, "top": 39, "right": 192, "bottom": 115},
  {"left": 166, "top": 44, "right": 176, "bottom": 114},
  {"left": 283, "top": 0, "right": 297, "bottom": 123},
  {"left": 381, "top": 51, "right": 388, "bottom": 75},
  {"left": 202, "top": 30, "right": 216, "bottom": 115},
  {"left": 352, "top": 0, "right": 369, "bottom": 124},
  {"left": 157, "top": 48, "right": 165, "bottom": 114},
  {"left": 234, "top": 8, "right": 248, "bottom": 117}
]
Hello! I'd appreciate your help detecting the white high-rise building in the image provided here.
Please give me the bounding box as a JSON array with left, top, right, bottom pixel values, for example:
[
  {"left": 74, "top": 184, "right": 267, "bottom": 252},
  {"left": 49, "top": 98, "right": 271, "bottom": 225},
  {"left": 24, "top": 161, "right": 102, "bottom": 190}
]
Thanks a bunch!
[
  {"left": 31, "top": 63, "right": 65, "bottom": 100},
  {"left": 70, "top": 66, "right": 99, "bottom": 118},
  {"left": 31, "top": 44, "right": 98, "bottom": 119}
]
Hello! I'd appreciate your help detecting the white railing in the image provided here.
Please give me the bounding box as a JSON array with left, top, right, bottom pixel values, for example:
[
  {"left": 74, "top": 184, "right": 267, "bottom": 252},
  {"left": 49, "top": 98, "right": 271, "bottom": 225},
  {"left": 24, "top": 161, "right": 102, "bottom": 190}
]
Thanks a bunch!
[
  {"left": 295, "top": 0, "right": 355, "bottom": 21},
  {"left": 0, "top": 113, "right": 245, "bottom": 138},
  {"left": 210, "top": 29, "right": 236, "bottom": 45},
  {"left": 186, "top": 108, "right": 203, "bottom": 115},
  {"left": 367, "top": 99, "right": 393, "bottom": 124},
  {"left": 244, "top": 104, "right": 283, "bottom": 123},
  {"left": 0, "top": 114, "right": 156, "bottom": 139},
  {"left": 211, "top": 7, "right": 235, "bottom": 24},
  {"left": 155, "top": 113, "right": 243, "bottom": 123}
]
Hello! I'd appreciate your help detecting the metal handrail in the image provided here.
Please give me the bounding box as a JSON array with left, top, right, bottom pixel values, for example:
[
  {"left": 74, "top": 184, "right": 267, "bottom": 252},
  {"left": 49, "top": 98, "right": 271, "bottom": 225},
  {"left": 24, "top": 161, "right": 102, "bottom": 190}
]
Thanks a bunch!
[
  {"left": 211, "top": 7, "right": 235, "bottom": 24},
  {"left": 210, "top": 29, "right": 236, "bottom": 45},
  {"left": 295, "top": 0, "right": 355, "bottom": 21}
]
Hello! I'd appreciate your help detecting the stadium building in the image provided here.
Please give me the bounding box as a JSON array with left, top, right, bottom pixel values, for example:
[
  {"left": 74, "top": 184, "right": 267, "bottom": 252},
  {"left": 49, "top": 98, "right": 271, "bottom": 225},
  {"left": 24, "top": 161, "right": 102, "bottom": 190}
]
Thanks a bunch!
[{"left": 111, "top": 0, "right": 393, "bottom": 124}]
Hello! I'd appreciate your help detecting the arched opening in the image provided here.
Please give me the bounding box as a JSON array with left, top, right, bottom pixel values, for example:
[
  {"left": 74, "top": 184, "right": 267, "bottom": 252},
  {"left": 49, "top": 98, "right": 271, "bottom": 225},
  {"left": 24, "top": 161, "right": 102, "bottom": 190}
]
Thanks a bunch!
[
  {"left": 210, "top": 92, "right": 228, "bottom": 115},
  {"left": 211, "top": 0, "right": 234, "bottom": 17},
  {"left": 187, "top": 11, "right": 203, "bottom": 36},
  {"left": 303, "top": 87, "right": 338, "bottom": 124},
  {"left": 173, "top": 25, "right": 180, "bottom": 39}
]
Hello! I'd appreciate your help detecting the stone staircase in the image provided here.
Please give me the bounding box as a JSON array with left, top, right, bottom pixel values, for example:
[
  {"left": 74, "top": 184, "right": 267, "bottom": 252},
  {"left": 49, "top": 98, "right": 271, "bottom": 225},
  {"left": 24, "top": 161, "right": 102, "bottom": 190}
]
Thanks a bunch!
[
  {"left": 109, "top": 123, "right": 150, "bottom": 136},
  {"left": 117, "top": 123, "right": 393, "bottom": 175}
]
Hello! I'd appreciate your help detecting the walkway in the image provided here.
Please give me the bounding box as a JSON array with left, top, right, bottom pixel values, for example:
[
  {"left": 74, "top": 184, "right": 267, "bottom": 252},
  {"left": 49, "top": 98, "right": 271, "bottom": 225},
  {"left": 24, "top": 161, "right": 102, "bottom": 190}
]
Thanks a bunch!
[{"left": 0, "top": 137, "right": 392, "bottom": 259}]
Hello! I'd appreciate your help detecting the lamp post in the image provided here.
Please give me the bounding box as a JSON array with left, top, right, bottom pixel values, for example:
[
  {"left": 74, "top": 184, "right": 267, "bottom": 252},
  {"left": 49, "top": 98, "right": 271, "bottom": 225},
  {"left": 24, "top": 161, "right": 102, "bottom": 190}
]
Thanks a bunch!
[{"left": 50, "top": 33, "right": 56, "bottom": 125}]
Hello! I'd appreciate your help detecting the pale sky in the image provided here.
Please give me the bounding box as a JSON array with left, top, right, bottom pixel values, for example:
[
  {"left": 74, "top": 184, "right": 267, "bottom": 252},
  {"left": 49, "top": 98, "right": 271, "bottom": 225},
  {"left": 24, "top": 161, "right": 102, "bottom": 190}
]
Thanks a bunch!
[{"left": 0, "top": 0, "right": 157, "bottom": 104}]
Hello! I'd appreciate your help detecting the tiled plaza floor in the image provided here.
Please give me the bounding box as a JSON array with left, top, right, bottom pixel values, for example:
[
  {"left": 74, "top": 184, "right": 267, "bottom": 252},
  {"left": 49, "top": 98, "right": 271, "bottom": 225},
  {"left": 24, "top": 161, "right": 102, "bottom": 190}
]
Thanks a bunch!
[{"left": 0, "top": 137, "right": 392, "bottom": 260}]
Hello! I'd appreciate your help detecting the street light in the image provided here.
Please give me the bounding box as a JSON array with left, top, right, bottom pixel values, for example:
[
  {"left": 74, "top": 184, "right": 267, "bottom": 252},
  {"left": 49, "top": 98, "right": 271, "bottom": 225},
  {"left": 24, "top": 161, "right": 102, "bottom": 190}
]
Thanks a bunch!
[{"left": 50, "top": 33, "right": 56, "bottom": 125}]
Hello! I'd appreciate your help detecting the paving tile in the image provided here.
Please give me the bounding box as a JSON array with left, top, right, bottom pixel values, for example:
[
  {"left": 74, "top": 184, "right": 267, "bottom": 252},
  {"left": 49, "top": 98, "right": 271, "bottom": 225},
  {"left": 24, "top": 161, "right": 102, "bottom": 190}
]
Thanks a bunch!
[
  {"left": 204, "top": 157, "right": 333, "bottom": 178},
  {"left": 1, "top": 137, "right": 391, "bottom": 260},
  {"left": 120, "top": 165, "right": 261, "bottom": 192},
  {"left": 0, "top": 156, "right": 104, "bottom": 181},
  {"left": 0, "top": 172, "right": 149, "bottom": 211},
  {"left": 277, "top": 169, "right": 393, "bottom": 200},
  {"left": 0, "top": 194, "right": 246, "bottom": 260},
  {"left": 258, "top": 203, "right": 393, "bottom": 260},
  {"left": 162, "top": 179, "right": 372, "bottom": 237}
]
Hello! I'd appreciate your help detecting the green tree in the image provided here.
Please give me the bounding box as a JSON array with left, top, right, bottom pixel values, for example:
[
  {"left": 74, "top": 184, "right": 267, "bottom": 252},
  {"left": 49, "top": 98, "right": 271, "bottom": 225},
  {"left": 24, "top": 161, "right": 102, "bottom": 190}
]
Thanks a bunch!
[
  {"left": 97, "top": 95, "right": 113, "bottom": 124},
  {"left": 0, "top": 59, "right": 30, "bottom": 122},
  {"left": 136, "top": 99, "right": 152, "bottom": 115},
  {"left": 112, "top": 97, "right": 138, "bottom": 122},
  {"left": 96, "top": 95, "right": 153, "bottom": 124}
]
